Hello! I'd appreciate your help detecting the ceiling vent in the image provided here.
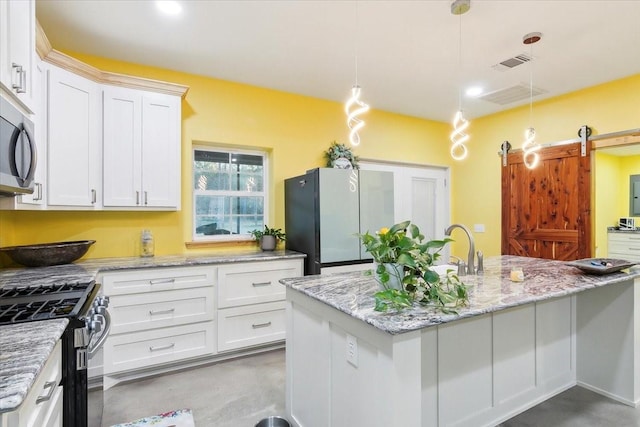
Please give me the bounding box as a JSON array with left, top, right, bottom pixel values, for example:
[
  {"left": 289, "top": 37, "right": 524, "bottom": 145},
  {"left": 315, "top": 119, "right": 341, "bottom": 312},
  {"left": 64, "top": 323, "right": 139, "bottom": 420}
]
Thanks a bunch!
[
  {"left": 492, "top": 53, "right": 532, "bottom": 72},
  {"left": 478, "top": 83, "right": 546, "bottom": 105}
]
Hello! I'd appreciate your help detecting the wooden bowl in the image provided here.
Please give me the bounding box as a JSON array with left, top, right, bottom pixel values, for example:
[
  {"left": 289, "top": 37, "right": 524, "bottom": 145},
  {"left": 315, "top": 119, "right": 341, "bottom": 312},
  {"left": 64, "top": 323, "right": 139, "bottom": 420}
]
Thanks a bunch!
[{"left": 0, "top": 240, "right": 96, "bottom": 267}]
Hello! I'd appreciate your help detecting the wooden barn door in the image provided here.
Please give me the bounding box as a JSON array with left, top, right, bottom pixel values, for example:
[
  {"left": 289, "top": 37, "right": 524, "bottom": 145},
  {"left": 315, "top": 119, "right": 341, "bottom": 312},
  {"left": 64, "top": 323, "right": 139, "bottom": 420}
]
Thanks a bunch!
[{"left": 501, "top": 142, "right": 591, "bottom": 260}]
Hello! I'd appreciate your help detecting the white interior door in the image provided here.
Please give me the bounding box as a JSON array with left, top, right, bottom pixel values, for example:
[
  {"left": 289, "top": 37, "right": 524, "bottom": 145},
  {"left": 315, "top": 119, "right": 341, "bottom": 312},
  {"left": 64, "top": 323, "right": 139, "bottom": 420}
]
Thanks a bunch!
[{"left": 360, "top": 160, "right": 450, "bottom": 243}]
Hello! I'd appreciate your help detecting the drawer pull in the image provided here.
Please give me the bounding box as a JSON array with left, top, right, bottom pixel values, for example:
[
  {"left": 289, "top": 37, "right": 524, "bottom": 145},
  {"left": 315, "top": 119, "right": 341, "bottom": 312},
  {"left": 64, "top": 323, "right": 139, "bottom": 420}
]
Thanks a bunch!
[
  {"left": 252, "top": 281, "right": 272, "bottom": 287},
  {"left": 149, "top": 308, "right": 175, "bottom": 315},
  {"left": 149, "top": 278, "right": 176, "bottom": 285},
  {"left": 36, "top": 381, "right": 57, "bottom": 404},
  {"left": 252, "top": 321, "right": 272, "bottom": 329},
  {"left": 149, "top": 343, "right": 175, "bottom": 352},
  {"left": 629, "top": 247, "right": 640, "bottom": 251}
]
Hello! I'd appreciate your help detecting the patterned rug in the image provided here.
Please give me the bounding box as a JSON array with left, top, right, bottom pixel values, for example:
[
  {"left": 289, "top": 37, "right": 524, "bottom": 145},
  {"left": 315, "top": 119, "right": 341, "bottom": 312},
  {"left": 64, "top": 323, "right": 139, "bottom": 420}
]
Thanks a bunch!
[{"left": 110, "top": 409, "right": 195, "bottom": 427}]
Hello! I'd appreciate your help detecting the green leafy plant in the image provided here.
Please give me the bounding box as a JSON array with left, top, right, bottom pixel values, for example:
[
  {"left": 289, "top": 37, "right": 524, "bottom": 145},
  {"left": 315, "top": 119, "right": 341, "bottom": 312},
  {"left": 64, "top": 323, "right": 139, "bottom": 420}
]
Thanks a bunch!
[
  {"left": 324, "top": 141, "right": 359, "bottom": 169},
  {"left": 250, "top": 225, "right": 286, "bottom": 242},
  {"left": 359, "top": 220, "right": 468, "bottom": 313}
]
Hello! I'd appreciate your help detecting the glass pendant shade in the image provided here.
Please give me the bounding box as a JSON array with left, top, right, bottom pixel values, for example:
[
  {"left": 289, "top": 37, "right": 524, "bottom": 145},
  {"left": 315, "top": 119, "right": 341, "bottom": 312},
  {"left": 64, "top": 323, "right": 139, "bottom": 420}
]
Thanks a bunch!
[
  {"left": 522, "top": 127, "right": 540, "bottom": 169},
  {"left": 345, "top": 85, "right": 369, "bottom": 146},
  {"left": 450, "top": 110, "right": 469, "bottom": 160}
]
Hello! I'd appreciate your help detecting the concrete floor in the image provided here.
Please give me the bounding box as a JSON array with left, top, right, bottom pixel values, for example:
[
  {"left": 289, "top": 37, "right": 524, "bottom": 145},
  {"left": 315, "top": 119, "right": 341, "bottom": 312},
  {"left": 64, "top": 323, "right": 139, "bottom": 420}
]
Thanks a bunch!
[{"left": 96, "top": 348, "right": 640, "bottom": 427}]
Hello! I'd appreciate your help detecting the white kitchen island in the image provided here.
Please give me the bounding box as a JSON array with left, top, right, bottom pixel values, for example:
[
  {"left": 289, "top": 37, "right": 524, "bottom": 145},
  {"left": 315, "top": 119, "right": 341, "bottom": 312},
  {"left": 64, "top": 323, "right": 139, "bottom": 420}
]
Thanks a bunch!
[{"left": 280, "top": 256, "right": 640, "bottom": 427}]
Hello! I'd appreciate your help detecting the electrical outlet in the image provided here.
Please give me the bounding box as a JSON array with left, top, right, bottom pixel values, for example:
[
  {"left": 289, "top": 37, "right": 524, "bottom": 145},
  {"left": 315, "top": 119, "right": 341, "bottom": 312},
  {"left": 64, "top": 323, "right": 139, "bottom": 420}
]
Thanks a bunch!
[
  {"left": 346, "top": 334, "right": 358, "bottom": 367},
  {"left": 473, "top": 224, "right": 485, "bottom": 233}
]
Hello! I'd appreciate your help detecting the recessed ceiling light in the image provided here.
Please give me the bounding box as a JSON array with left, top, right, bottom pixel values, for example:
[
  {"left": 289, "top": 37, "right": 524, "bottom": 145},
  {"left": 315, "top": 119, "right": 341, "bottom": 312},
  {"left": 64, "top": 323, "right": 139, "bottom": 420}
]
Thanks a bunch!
[
  {"left": 156, "top": 1, "right": 182, "bottom": 16},
  {"left": 465, "top": 86, "right": 483, "bottom": 97}
]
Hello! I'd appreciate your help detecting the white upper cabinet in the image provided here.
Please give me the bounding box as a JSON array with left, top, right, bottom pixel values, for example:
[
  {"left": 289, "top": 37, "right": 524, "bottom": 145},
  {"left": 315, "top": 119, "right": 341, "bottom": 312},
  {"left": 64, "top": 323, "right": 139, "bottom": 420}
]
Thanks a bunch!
[
  {"left": 47, "top": 65, "right": 102, "bottom": 207},
  {"left": 0, "top": 0, "right": 36, "bottom": 113},
  {"left": 18, "top": 60, "right": 47, "bottom": 206},
  {"left": 103, "top": 86, "right": 180, "bottom": 209}
]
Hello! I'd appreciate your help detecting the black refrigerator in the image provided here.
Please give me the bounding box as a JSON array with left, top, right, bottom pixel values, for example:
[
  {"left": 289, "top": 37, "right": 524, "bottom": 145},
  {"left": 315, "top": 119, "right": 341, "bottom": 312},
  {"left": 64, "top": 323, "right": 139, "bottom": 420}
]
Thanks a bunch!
[{"left": 285, "top": 167, "right": 394, "bottom": 275}]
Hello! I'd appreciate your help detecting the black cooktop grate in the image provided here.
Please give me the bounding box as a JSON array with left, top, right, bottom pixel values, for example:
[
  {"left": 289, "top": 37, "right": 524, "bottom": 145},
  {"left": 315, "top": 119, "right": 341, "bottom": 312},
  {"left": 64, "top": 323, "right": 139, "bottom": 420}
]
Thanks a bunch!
[
  {"left": 0, "top": 281, "right": 96, "bottom": 325},
  {"left": 0, "top": 281, "right": 92, "bottom": 298}
]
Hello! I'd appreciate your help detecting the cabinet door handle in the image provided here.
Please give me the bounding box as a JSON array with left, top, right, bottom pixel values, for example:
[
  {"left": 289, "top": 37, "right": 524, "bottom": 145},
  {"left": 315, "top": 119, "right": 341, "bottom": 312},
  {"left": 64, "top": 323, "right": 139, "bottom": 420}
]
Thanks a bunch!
[
  {"left": 91, "top": 189, "right": 97, "bottom": 204},
  {"left": 149, "top": 278, "right": 176, "bottom": 285},
  {"left": 149, "top": 343, "right": 175, "bottom": 352},
  {"left": 136, "top": 191, "right": 140, "bottom": 205},
  {"left": 252, "top": 281, "right": 272, "bottom": 287},
  {"left": 252, "top": 321, "right": 272, "bottom": 329},
  {"left": 149, "top": 308, "right": 175, "bottom": 315},
  {"left": 12, "top": 63, "right": 26, "bottom": 93},
  {"left": 144, "top": 191, "right": 148, "bottom": 205},
  {"left": 35, "top": 381, "right": 57, "bottom": 404}
]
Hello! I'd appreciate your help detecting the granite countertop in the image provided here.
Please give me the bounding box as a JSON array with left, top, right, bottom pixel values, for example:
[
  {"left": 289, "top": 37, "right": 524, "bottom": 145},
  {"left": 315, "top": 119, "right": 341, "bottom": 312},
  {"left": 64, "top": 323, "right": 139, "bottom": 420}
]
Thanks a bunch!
[
  {"left": 0, "top": 319, "right": 68, "bottom": 413},
  {"left": 0, "top": 249, "right": 305, "bottom": 288},
  {"left": 607, "top": 227, "right": 640, "bottom": 233},
  {"left": 280, "top": 255, "right": 640, "bottom": 335}
]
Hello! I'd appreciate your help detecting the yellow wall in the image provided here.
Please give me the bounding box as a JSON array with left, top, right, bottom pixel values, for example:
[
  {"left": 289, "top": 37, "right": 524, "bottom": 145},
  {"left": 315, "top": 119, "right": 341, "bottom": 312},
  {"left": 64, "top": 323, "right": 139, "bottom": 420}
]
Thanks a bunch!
[
  {"left": 452, "top": 73, "right": 640, "bottom": 256},
  {"left": 0, "top": 47, "right": 638, "bottom": 266},
  {"left": 0, "top": 52, "right": 452, "bottom": 264},
  {"left": 593, "top": 152, "right": 621, "bottom": 257}
]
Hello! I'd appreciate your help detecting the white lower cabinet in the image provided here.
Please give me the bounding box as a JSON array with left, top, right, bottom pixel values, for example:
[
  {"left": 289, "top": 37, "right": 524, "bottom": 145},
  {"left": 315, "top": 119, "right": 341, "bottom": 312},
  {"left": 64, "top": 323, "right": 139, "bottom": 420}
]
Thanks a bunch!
[
  {"left": 607, "top": 232, "right": 640, "bottom": 262},
  {"left": 99, "top": 258, "right": 303, "bottom": 388},
  {"left": 218, "top": 301, "right": 286, "bottom": 352},
  {"left": 102, "top": 266, "right": 216, "bottom": 380},
  {"left": 217, "top": 259, "right": 303, "bottom": 352},
  {"left": 1, "top": 341, "right": 63, "bottom": 427},
  {"left": 107, "top": 322, "right": 214, "bottom": 373}
]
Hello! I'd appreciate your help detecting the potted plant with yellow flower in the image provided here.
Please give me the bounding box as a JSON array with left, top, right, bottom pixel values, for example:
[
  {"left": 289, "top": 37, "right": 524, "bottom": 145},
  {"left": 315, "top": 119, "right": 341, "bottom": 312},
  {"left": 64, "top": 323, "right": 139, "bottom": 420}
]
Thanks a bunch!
[{"left": 359, "top": 220, "right": 468, "bottom": 313}]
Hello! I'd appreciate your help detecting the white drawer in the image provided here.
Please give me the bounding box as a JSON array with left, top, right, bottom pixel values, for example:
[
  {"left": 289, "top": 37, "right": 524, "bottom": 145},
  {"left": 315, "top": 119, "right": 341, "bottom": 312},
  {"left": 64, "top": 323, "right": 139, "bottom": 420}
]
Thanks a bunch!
[
  {"left": 101, "top": 265, "right": 215, "bottom": 296},
  {"left": 105, "top": 322, "right": 215, "bottom": 374},
  {"left": 217, "top": 301, "right": 285, "bottom": 352},
  {"left": 218, "top": 259, "right": 302, "bottom": 308},
  {"left": 608, "top": 233, "right": 640, "bottom": 262},
  {"left": 608, "top": 233, "right": 640, "bottom": 244},
  {"left": 15, "top": 341, "right": 62, "bottom": 427},
  {"left": 110, "top": 287, "right": 215, "bottom": 334}
]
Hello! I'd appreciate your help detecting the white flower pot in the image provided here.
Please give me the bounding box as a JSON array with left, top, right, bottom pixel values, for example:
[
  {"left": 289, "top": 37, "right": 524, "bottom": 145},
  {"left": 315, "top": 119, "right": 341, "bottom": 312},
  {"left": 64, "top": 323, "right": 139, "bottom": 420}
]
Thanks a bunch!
[{"left": 374, "top": 262, "right": 404, "bottom": 290}]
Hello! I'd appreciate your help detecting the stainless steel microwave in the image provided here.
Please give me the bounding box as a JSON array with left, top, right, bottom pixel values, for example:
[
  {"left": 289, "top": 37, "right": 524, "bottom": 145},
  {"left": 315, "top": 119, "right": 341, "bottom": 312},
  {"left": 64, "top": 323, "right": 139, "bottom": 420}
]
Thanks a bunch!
[{"left": 0, "top": 95, "right": 36, "bottom": 196}]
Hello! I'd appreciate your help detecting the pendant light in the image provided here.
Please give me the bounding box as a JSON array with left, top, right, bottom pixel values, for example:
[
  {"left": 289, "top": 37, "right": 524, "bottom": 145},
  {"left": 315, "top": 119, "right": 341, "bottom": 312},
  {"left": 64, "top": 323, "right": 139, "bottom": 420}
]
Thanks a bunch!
[
  {"left": 449, "top": 0, "right": 470, "bottom": 161},
  {"left": 522, "top": 32, "right": 542, "bottom": 169},
  {"left": 345, "top": 1, "right": 369, "bottom": 146}
]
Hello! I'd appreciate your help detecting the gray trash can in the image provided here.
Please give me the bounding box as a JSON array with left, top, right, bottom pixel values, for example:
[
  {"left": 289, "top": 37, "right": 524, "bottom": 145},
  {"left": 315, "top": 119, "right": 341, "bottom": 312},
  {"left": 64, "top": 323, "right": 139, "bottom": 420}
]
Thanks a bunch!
[{"left": 255, "top": 415, "right": 290, "bottom": 427}]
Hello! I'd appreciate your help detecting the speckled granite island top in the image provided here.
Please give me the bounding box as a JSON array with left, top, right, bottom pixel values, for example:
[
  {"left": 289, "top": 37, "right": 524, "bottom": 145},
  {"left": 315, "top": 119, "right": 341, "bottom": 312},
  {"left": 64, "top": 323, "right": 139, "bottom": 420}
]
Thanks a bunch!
[
  {"left": 0, "top": 319, "right": 68, "bottom": 413},
  {"left": 280, "top": 255, "right": 640, "bottom": 335},
  {"left": 0, "top": 249, "right": 305, "bottom": 288}
]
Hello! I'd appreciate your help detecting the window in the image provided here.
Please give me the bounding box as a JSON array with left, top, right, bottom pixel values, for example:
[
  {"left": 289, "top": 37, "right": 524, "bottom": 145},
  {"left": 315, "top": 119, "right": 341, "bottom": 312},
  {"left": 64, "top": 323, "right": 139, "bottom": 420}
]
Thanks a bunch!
[{"left": 193, "top": 147, "right": 268, "bottom": 241}]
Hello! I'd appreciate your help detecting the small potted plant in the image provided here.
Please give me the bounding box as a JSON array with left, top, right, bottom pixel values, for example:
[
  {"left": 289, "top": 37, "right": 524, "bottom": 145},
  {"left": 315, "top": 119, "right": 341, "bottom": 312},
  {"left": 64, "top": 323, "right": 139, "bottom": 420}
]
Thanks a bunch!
[
  {"left": 359, "top": 220, "right": 468, "bottom": 313},
  {"left": 324, "top": 141, "right": 359, "bottom": 169},
  {"left": 250, "top": 225, "right": 286, "bottom": 251}
]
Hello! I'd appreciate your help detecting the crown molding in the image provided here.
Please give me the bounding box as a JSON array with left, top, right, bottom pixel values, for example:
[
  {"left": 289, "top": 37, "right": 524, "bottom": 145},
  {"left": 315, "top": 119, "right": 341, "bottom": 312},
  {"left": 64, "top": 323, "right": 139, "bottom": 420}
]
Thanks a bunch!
[{"left": 35, "top": 20, "right": 189, "bottom": 98}]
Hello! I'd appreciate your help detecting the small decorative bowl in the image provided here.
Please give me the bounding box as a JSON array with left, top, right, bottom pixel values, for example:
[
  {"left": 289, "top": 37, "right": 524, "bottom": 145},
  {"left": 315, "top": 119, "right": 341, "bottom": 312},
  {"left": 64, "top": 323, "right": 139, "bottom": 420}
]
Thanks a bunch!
[{"left": 0, "top": 240, "right": 96, "bottom": 267}]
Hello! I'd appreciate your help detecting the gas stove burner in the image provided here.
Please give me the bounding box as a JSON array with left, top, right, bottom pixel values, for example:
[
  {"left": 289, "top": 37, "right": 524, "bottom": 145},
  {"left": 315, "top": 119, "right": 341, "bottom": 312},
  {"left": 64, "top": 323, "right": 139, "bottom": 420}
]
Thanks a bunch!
[
  {"left": 0, "top": 298, "right": 79, "bottom": 323},
  {"left": 0, "top": 280, "right": 96, "bottom": 325},
  {"left": 0, "top": 281, "right": 92, "bottom": 298}
]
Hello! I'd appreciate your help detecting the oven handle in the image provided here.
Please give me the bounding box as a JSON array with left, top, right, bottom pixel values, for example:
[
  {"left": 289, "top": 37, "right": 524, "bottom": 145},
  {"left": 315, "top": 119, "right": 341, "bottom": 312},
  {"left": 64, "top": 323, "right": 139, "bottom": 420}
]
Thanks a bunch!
[{"left": 88, "top": 310, "right": 111, "bottom": 358}]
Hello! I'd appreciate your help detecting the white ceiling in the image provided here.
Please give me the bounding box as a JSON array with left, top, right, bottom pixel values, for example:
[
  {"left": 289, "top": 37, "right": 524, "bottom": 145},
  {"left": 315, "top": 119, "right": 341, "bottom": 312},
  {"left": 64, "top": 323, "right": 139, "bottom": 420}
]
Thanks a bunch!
[{"left": 36, "top": 0, "right": 640, "bottom": 123}]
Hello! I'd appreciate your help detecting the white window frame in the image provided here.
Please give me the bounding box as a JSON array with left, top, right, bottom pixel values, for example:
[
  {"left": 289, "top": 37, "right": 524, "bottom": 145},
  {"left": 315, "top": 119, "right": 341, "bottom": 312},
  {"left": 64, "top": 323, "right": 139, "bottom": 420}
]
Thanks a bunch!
[{"left": 192, "top": 145, "right": 269, "bottom": 242}]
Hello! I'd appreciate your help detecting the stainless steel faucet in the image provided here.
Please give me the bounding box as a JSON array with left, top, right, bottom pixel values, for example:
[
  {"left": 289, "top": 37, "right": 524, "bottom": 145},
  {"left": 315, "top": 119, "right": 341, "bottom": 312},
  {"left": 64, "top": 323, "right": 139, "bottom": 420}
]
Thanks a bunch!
[{"left": 444, "top": 224, "right": 475, "bottom": 275}]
